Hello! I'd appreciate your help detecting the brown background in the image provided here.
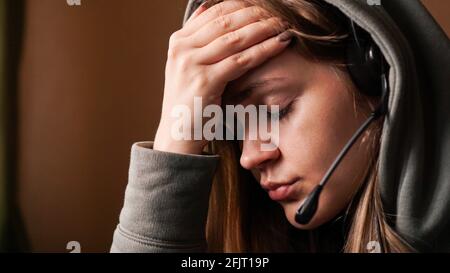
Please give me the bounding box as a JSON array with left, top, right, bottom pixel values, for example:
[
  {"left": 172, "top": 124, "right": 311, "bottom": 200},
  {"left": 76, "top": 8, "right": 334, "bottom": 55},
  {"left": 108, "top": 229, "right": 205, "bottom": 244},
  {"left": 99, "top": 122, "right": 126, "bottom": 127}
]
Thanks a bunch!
[{"left": 17, "top": 0, "right": 449, "bottom": 252}]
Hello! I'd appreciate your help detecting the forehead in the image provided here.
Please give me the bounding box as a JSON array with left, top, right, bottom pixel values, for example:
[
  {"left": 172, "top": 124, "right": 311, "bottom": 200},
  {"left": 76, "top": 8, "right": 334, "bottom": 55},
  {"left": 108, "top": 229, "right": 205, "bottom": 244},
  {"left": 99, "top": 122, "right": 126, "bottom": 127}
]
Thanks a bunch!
[{"left": 224, "top": 49, "right": 304, "bottom": 99}]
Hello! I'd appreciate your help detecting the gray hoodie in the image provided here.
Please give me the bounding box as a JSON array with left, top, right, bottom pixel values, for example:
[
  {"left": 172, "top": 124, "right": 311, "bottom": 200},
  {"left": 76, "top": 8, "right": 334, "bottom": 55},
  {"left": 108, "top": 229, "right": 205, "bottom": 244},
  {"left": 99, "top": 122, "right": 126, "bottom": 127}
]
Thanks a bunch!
[{"left": 111, "top": 0, "right": 450, "bottom": 252}]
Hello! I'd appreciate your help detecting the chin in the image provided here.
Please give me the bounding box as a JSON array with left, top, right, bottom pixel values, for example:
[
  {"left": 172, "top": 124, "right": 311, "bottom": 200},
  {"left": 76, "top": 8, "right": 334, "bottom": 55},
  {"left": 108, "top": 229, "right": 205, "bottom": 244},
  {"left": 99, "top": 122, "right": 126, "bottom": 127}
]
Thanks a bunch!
[{"left": 282, "top": 202, "right": 328, "bottom": 230}]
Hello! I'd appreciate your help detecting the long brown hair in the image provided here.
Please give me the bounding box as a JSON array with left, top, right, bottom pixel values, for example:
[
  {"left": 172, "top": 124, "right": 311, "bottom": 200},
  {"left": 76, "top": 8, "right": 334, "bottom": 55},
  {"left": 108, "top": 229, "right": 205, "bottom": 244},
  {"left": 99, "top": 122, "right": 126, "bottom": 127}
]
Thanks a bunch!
[{"left": 204, "top": 0, "right": 412, "bottom": 252}]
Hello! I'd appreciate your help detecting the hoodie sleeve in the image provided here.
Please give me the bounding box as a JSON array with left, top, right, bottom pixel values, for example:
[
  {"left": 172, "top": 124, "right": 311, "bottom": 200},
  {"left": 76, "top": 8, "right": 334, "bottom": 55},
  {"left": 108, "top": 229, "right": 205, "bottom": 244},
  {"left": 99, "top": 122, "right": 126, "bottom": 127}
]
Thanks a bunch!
[{"left": 110, "top": 142, "right": 220, "bottom": 253}]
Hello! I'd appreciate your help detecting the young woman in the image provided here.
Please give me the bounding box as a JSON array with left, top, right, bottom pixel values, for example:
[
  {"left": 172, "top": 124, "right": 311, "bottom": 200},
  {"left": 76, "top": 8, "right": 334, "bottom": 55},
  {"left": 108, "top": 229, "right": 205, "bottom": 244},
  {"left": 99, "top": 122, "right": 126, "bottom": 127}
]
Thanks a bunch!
[{"left": 111, "top": 0, "right": 450, "bottom": 252}]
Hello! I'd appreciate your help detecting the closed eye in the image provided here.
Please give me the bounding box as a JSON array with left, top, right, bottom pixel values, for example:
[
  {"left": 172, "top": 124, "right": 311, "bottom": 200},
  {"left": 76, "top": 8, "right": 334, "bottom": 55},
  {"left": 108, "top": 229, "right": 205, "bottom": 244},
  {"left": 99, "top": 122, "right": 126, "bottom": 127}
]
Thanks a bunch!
[{"left": 267, "top": 100, "right": 295, "bottom": 121}]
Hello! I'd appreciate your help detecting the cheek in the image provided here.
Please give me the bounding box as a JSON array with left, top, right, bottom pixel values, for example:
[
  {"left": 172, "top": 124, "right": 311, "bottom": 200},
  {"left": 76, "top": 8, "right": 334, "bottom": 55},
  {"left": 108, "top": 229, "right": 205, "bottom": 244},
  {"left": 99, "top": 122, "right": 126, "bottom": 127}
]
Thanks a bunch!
[{"left": 279, "top": 84, "right": 356, "bottom": 182}]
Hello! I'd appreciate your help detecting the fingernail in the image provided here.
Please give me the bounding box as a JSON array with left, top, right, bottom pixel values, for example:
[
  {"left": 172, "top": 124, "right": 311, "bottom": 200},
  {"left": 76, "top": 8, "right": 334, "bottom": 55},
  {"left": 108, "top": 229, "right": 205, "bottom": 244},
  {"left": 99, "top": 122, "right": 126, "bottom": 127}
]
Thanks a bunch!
[
  {"left": 202, "top": 0, "right": 221, "bottom": 9},
  {"left": 197, "top": 0, "right": 210, "bottom": 12},
  {"left": 198, "top": 1, "right": 210, "bottom": 11},
  {"left": 277, "top": 31, "right": 294, "bottom": 42}
]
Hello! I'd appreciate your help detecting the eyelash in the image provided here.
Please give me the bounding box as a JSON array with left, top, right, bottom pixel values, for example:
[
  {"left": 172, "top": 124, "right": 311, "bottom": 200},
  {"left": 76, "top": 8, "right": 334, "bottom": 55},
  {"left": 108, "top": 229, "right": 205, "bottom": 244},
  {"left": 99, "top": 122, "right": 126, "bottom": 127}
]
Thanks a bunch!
[{"left": 267, "top": 101, "right": 294, "bottom": 120}]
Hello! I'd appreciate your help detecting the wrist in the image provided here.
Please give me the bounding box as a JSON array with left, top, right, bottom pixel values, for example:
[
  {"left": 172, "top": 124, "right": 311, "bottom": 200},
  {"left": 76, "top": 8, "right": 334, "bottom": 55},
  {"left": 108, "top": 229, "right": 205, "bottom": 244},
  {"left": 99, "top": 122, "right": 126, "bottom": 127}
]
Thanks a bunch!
[{"left": 154, "top": 128, "right": 207, "bottom": 155}]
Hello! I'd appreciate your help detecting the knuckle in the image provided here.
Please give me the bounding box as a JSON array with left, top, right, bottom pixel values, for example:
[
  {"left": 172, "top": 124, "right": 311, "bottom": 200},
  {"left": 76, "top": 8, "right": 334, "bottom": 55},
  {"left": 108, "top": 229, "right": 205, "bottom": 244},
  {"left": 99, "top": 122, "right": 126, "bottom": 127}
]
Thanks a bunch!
[
  {"left": 191, "top": 74, "right": 210, "bottom": 90},
  {"left": 256, "top": 42, "right": 269, "bottom": 54},
  {"left": 265, "top": 17, "right": 279, "bottom": 27},
  {"left": 168, "top": 33, "right": 186, "bottom": 59},
  {"left": 232, "top": 53, "right": 250, "bottom": 67},
  {"left": 222, "top": 31, "right": 241, "bottom": 46},
  {"left": 267, "top": 17, "right": 287, "bottom": 33},
  {"left": 169, "top": 31, "right": 181, "bottom": 44},
  {"left": 214, "top": 15, "right": 232, "bottom": 29},
  {"left": 210, "top": 3, "right": 225, "bottom": 19},
  {"left": 251, "top": 6, "right": 269, "bottom": 19},
  {"left": 167, "top": 43, "right": 182, "bottom": 59},
  {"left": 177, "top": 54, "right": 194, "bottom": 71}
]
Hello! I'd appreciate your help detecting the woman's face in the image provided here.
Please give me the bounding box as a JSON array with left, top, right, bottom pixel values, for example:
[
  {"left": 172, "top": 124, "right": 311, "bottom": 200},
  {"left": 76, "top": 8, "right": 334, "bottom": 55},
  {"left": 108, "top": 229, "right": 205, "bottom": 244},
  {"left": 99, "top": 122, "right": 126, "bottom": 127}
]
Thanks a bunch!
[{"left": 224, "top": 48, "right": 374, "bottom": 229}]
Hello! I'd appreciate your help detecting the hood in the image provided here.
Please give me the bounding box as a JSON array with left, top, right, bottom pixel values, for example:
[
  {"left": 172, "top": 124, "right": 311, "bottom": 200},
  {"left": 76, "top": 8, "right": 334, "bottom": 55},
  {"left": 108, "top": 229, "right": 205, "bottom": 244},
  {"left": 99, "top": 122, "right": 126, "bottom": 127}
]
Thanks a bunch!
[{"left": 183, "top": 0, "right": 450, "bottom": 252}]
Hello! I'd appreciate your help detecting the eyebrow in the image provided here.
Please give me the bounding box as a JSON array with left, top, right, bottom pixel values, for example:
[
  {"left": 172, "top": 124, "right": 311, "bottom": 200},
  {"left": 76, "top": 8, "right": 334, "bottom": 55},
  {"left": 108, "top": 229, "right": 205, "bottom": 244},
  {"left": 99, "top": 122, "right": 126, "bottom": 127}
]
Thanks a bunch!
[{"left": 229, "top": 77, "right": 287, "bottom": 104}]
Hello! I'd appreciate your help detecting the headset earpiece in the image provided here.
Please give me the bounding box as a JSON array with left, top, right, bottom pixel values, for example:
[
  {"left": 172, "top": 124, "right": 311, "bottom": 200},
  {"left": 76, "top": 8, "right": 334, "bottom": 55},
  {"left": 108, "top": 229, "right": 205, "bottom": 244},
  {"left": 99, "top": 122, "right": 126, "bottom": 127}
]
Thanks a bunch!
[{"left": 346, "top": 21, "right": 386, "bottom": 97}]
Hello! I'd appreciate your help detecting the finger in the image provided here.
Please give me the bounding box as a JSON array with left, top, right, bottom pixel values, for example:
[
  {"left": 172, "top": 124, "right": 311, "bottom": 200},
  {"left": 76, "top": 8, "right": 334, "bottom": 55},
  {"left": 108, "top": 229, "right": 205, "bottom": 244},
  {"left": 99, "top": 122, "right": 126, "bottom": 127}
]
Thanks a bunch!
[
  {"left": 210, "top": 31, "right": 294, "bottom": 83},
  {"left": 185, "top": 1, "right": 209, "bottom": 24},
  {"left": 181, "top": 0, "right": 250, "bottom": 37},
  {"left": 189, "top": 6, "right": 274, "bottom": 48},
  {"left": 196, "top": 17, "right": 288, "bottom": 64}
]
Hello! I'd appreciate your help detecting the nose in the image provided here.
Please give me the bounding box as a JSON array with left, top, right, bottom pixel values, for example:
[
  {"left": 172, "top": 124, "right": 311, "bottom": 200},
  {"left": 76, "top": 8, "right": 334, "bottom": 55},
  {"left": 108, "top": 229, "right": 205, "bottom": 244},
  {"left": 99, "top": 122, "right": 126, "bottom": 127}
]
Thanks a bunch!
[{"left": 240, "top": 138, "right": 280, "bottom": 170}]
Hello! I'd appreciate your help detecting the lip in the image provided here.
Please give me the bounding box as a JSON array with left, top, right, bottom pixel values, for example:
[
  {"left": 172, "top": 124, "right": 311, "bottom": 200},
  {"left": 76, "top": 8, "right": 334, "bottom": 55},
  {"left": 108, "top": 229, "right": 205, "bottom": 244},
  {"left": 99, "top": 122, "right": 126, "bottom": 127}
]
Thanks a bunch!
[{"left": 262, "top": 178, "right": 300, "bottom": 201}]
